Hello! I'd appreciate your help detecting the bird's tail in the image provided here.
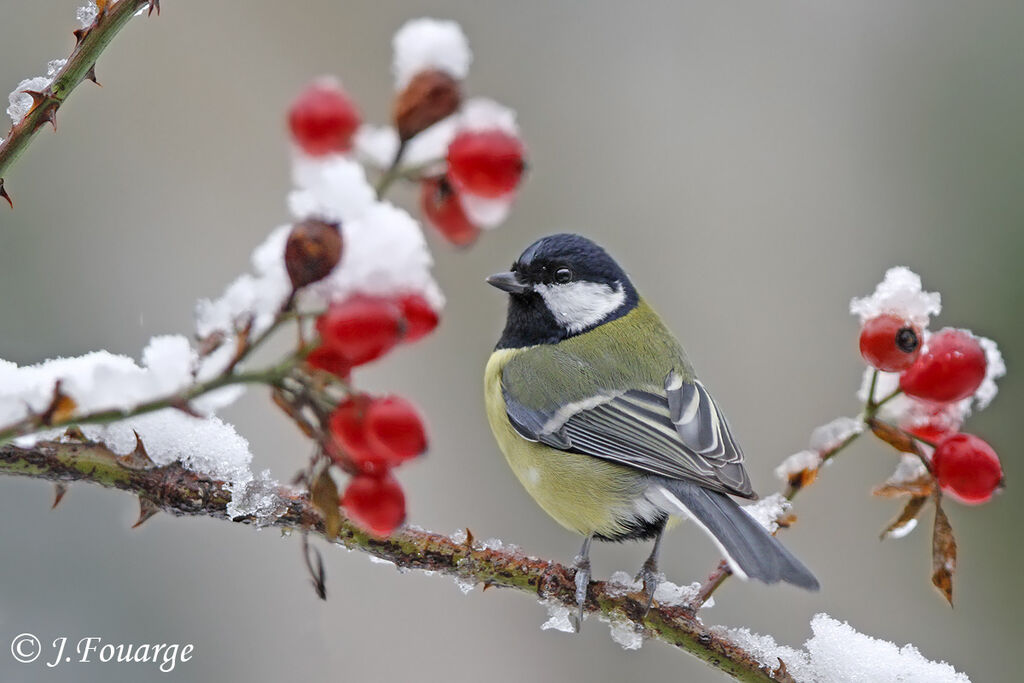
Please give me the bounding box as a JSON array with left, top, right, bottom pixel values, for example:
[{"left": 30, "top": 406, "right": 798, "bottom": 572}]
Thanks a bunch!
[{"left": 650, "top": 479, "right": 819, "bottom": 590}]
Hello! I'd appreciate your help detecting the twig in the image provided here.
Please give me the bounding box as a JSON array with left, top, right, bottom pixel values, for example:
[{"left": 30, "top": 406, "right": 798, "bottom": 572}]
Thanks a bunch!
[
  {"left": 0, "top": 0, "right": 155, "bottom": 203},
  {"left": 0, "top": 439, "right": 794, "bottom": 683}
]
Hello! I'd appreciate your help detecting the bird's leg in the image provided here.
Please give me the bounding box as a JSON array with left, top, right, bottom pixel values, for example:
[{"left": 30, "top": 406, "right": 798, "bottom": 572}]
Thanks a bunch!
[
  {"left": 636, "top": 527, "right": 665, "bottom": 614},
  {"left": 571, "top": 534, "right": 593, "bottom": 632}
]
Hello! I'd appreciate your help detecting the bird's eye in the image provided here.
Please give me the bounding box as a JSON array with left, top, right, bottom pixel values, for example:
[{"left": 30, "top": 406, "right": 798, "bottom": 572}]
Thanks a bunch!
[{"left": 554, "top": 267, "right": 574, "bottom": 284}]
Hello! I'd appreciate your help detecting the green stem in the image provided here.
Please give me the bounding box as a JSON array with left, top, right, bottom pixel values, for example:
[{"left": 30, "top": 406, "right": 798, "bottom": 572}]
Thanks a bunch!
[{"left": 0, "top": 0, "right": 155, "bottom": 198}]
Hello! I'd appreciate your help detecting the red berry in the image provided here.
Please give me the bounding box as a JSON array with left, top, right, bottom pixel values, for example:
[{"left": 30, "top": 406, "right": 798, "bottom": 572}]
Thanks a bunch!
[
  {"left": 446, "top": 130, "right": 525, "bottom": 198},
  {"left": 900, "top": 328, "right": 987, "bottom": 403},
  {"left": 306, "top": 344, "right": 351, "bottom": 379},
  {"left": 420, "top": 176, "right": 480, "bottom": 246},
  {"left": 365, "top": 396, "right": 428, "bottom": 465},
  {"left": 329, "top": 395, "right": 391, "bottom": 473},
  {"left": 932, "top": 433, "right": 1003, "bottom": 504},
  {"left": 900, "top": 399, "right": 962, "bottom": 444},
  {"left": 288, "top": 78, "right": 361, "bottom": 156},
  {"left": 341, "top": 472, "right": 407, "bottom": 536},
  {"left": 316, "top": 295, "right": 402, "bottom": 367},
  {"left": 399, "top": 294, "right": 439, "bottom": 343},
  {"left": 859, "top": 314, "right": 921, "bottom": 372}
]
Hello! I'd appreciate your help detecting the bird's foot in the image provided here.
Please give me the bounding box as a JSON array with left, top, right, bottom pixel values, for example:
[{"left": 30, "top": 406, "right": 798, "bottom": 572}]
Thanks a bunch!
[
  {"left": 635, "top": 558, "right": 663, "bottom": 616},
  {"left": 571, "top": 554, "right": 591, "bottom": 633}
]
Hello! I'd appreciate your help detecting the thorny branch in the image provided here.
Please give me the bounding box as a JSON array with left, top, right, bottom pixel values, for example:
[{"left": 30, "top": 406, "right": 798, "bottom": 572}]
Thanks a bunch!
[
  {"left": 0, "top": 0, "right": 158, "bottom": 205},
  {"left": 0, "top": 439, "right": 791, "bottom": 683}
]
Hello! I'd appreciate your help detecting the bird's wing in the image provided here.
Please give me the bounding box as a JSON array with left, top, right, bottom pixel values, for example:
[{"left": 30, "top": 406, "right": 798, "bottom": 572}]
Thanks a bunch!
[{"left": 503, "top": 370, "right": 754, "bottom": 498}]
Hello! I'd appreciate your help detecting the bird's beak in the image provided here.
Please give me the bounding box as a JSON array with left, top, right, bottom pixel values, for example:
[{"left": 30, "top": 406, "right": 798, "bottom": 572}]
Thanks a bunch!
[{"left": 486, "top": 271, "right": 531, "bottom": 294}]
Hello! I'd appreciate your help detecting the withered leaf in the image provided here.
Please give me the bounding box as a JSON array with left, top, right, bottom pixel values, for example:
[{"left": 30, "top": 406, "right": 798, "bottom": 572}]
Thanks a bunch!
[
  {"left": 311, "top": 468, "right": 342, "bottom": 540},
  {"left": 40, "top": 381, "right": 77, "bottom": 426},
  {"left": 872, "top": 474, "right": 934, "bottom": 499},
  {"left": 868, "top": 418, "right": 919, "bottom": 454},
  {"left": 785, "top": 467, "right": 818, "bottom": 494},
  {"left": 931, "top": 498, "right": 957, "bottom": 606},
  {"left": 880, "top": 495, "right": 929, "bottom": 540}
]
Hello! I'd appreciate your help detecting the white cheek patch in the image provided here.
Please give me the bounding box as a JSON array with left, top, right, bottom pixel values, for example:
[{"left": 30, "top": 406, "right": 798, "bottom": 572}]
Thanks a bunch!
[{"left": 534, "top": 281, "right": 626, "bottom": 333}]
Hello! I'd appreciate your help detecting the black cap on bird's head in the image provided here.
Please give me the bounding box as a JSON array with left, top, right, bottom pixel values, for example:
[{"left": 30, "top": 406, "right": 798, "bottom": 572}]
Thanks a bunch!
[{"left": 488, "top": 233, "right": 639, "bottom": 348}]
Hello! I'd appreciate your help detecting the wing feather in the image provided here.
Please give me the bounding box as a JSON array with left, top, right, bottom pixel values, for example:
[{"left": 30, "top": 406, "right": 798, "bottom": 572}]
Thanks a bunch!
[{"left": 502, "top": 370, "right": 754, "bottom": 498}]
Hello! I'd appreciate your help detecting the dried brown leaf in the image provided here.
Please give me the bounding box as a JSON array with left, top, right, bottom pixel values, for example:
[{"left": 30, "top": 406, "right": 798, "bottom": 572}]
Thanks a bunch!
[
  {"left": 872, "top": 475, "right": 934, "bottom": 499},
  {"left": 40, "top": 381, "right": 77, "bottom": 425},
  {"left": 931, "top": 498, "right": 957, "bottom": 606},
  {"left": 311, "top": 469, "right": 342, "bottom": 540},
  {"left": 880, "top": 495, "right": 929, "bottom": 540},
  {"left": 868, "top": 418, "right": 919, "bottom": 454},
  {"left": 785, "top": 467, "right": 818, "bottom": 493}
]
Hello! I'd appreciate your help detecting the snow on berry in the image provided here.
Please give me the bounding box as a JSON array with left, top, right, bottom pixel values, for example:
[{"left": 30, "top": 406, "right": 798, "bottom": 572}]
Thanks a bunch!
[
  {"left": 299, "top": 201, "right": 445, "bottom": 312},
  {"left": 391, "top": 18, "right": 472, "bottom": 91},
  {"left": 457, "top": 192, "right": 513, "bottom": 229},
  {"left": 932, "top": 434, "right": 1003, "bottom": 505},
  {"left": 420, "top": 176, "right": 480, "bottom": 245},
  {"left": 900, "top": 328, "right": 988, "bottom": 404},
  {"left": 342, "top": 472, "right": 407, "bottom": 536},
  {"left": 287, "top": 77, "right": 362, "bottom": 156},
  {"left": 973, "top": 335, "right": 1005, "bottom": 410},
  {"left": 850, "top": 266, "right": 941, "bottom": 330},
  {"left": 289, "top": 155, "right": 377, "bottom": 225},
  {"left": 7, "top": 59, "right": 66, "bottom": 124},
  {"left": 859, "top": 314, "right": 921, "bottom": 372}
]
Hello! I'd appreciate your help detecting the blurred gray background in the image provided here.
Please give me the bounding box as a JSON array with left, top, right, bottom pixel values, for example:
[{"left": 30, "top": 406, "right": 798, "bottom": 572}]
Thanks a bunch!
[{"left": 0, "top": 1, "right": 1021, "bottom": 681}]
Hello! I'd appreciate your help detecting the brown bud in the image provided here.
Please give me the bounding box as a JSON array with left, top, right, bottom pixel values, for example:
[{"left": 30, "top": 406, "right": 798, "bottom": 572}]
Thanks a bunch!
[
  {"left": 393, "top": 69, "right": 461, "bottom": 142},
  {"left": 284, "top": 219, "right": 342, "bottom": 291}
]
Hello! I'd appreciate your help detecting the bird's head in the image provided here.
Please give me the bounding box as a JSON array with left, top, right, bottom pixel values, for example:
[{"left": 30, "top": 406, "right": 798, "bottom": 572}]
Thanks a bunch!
[{"left": 488, "top": 233, "right": 639, "bottom": 347}]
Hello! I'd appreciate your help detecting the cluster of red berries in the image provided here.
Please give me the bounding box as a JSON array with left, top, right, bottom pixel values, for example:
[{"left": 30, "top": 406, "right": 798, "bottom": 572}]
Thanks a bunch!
[
  {"left": 420, "top": 129, "right": 527, "bottom": 246},
  {"left": 284, "top": 80, "right": 451, "bottom": 537},
  {"left": 309, "top": 294, "right": 436, "bottom": 536},
  {"left": 287, "top": 78, "right": 527, "bottom": 247},
  {"left": 859, "top": 318, "right": 1003, "bottom": 504}
]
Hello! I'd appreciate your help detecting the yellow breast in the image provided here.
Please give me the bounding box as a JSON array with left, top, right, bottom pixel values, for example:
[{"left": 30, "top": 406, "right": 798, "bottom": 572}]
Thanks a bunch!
[{"left": 484, "top": 349, "right": 649, "bottom": 538}]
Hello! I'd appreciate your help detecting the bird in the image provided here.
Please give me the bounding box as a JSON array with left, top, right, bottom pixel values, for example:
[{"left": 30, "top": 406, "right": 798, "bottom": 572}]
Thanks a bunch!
[{"left": 483, "top": 233, "right": 818, "bottom": 627}]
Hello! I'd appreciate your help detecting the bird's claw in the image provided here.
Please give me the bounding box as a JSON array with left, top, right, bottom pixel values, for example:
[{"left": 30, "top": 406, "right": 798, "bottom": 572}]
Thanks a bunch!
[
  {"left": 635, "top": 558, "right": 662, "bottom": 616},
  {"left": 571, "top": 555, "right": 591, "bottom": 632}
]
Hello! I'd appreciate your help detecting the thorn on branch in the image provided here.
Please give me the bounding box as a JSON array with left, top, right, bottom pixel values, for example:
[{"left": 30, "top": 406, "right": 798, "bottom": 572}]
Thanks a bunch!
[
  {"left": 0, "top": 179, "right": 12, "bottom": 209},
  {"left": 52, "top": 483, "right": 68, "bottom": 509},
  {"left": 85, "top": 64, "right": 100, "bottom": 86},
  {"left": 117, "top": 432, "right": 157, "bottom": 470},
  {"left": 148, "top": 0, "right": 161, "bottom": 17},
  {"left": 132, "top": 497, "right": 160, "bottom": 528},
  {"left": 73, "top": 28, "right": 91, "bottom": 47}
]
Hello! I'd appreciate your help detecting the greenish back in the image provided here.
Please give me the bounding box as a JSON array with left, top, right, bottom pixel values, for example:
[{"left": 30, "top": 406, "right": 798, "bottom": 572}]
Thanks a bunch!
[{"left": 500, "top": 298, "right": 695, "bottom": 411}]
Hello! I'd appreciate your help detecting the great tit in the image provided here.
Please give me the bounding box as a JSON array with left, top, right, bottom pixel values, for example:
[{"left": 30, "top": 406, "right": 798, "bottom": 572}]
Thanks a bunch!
[{"left": 484, "top": 233, "right": 818, "bottom": 625}]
